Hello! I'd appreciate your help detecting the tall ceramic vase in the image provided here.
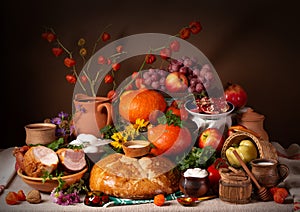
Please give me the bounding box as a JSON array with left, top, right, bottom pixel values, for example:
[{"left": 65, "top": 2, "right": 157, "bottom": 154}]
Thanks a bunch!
[{"left": 73, "top": 94, "right": 112, "bottom": 138}]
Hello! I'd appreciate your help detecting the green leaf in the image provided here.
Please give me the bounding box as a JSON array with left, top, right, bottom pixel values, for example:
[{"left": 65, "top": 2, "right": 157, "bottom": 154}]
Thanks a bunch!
[
  {"left": 157, "top": 110, "right": 182, "bottom": 127},
  {"left": 67, "top": 144, "right": 84, "bottom": 149},
  {"left": 47, "top": 137, "right": 65, "bottom": 151},
  {"left": 100, "top": 124, "right": 117, "bottom": 139}
]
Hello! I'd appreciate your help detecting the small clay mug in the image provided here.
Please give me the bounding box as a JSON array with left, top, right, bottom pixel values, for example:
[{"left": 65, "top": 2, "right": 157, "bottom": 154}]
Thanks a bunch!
[
  {"left": 250, "top": 158, "right": 289, "bottom": 188},
  {"left": 179, "top": 173, "right": 209, "bottom": 197},
  {"left": 25, "top": 123, "right": 56, "bottom": 145}
]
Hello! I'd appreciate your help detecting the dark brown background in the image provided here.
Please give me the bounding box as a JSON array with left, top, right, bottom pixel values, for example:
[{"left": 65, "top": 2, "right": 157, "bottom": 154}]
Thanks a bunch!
[{"left": 2, "top": 0, "right": 299, "bottom": 148}]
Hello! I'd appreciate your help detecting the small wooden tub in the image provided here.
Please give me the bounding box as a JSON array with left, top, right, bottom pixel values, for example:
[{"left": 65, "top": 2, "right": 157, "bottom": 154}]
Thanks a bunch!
[{"left": 219, "top": 168, "right": 252, "bottom": 204}]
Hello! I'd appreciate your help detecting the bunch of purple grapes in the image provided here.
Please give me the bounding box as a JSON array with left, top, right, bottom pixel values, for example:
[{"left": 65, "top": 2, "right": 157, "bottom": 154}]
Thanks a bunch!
[
  {"left": 141, "top": 68, "right": 168, "bottom": 90},
  {"left": 167, "top": 56, "right": 215, "bottom": 93}
]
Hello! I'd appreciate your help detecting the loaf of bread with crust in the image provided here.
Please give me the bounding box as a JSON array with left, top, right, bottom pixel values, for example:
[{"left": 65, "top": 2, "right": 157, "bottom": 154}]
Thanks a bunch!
[{"left": 89, "top": 153, "right": 180, "bottom": 199}]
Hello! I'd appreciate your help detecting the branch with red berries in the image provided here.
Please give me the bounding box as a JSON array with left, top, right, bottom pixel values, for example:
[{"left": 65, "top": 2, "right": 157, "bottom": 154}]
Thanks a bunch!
[
  {"left": 107, "top": 21, "right": 203, "bottom": 99},
  {"left": 41, "top": 25, "right": 125, "bottom": 96},
  {"left": 41, "top": 21, "right": 202, "bottom": 98}
]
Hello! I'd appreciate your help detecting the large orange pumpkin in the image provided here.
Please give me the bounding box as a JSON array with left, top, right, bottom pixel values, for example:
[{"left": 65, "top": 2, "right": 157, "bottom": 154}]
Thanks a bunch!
[
  {"left": 119, "top": 89, "right": 167, "bottom": 123},
  {"left": 148, "top": 124, "right": 192, "bottom": 156}
]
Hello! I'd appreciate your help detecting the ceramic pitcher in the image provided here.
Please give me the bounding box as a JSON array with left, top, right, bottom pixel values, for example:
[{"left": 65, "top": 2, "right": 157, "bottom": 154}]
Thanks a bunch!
[
  {"left": 250, "top": 158, "right": 289, "bottom": 188},
  {"left": 73, "top": 94, "right": 112, "bottom": 138}
]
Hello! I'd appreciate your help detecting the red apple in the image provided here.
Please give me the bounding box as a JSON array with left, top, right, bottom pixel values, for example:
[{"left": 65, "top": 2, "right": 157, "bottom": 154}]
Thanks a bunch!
[
  {"left": 224, "top": 83, "right": 248, "bottom": 109},
  {"left": 198, "top": 128, "right": 225, "bottom": 153},
  {"left": 165, "top": 72, "right": 188, "bottom": 92}
]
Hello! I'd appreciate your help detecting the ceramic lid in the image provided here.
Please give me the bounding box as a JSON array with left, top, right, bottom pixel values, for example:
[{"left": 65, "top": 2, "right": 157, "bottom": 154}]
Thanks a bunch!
[{"left": 241, "top": 108, "right": 265, "bottom": 122}]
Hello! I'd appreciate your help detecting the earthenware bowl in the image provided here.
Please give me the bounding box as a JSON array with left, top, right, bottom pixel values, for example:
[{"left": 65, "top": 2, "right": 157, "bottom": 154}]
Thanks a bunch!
[
  {"left": 122, "top": 140, "right": 151, "bottom": 158},
  {"left": 17, "top": 167, "right": 88, "bottom": 193},
  {"left": 25, "top": 123, "right": 56, "bottom": 145}
]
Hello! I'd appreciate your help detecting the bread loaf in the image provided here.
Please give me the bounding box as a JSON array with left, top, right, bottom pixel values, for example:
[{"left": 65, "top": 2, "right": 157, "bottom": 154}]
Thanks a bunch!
[{"left": 89, "top": 153, "right": 180, "bottom": 199}]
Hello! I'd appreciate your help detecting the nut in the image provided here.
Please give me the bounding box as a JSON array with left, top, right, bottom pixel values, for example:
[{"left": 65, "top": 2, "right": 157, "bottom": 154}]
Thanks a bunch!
[{"left": 26, "top": 189, "right": 41, "bottom": 204}]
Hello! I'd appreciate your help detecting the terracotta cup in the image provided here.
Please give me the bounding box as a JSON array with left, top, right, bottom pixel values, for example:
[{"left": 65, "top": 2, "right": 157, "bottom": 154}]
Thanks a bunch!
[
  {"left": 250, "top": 158, "right": 289, "bottom": 188},
  {"left": 73, "top": 94, "right": 112, "bottom": 138},
  {"left": 25, "top": 123, "right": 56, "bottom": 145}
]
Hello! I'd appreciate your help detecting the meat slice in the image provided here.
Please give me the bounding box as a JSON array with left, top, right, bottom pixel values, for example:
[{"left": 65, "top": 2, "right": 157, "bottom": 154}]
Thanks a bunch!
[
  {"left": 13, "top": 145, "right": 30, "bottom": 172},
  {"left": 22, "top": 146, "right": 59, "bottom": 177},
  {"left": 56, "top": 148, "right": 86, "bottom": 172}
]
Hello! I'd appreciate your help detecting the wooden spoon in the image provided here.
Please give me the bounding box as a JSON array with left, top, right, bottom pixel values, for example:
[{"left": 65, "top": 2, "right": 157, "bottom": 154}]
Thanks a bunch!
[{"left": 232, "top": 150, "right": 272, "bottom": 201}]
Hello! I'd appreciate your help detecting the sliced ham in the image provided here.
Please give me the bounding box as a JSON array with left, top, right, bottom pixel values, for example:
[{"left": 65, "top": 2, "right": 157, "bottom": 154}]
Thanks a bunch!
[
  {"left": 22, "top": 146, "right": 59, "bottom": 177},
  {"left": 56, "top": 148, "right": 86, "bottom": 172}
]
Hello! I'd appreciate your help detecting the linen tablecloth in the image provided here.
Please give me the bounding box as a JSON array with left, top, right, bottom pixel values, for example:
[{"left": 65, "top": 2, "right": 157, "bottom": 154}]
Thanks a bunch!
[{"left": 0, "top": 143, "right": 297, "bottom": 212}]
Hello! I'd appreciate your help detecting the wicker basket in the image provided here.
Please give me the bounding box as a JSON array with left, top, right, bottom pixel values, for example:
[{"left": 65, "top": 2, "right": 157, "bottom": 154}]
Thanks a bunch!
[{"left": 221, "top": 130, "right": 277, "bottom": 162}]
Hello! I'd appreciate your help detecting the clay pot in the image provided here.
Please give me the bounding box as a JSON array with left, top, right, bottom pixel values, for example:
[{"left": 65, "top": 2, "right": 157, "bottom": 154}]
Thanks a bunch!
[
  {"left": 73, "top": 94, "right": 112, "bottom": 138},
  {"left": 179, "top": 173, "right": 209, "bottom": 197},
  {"left": 239, "top": 107, "right": 269, "bottom": 141}
]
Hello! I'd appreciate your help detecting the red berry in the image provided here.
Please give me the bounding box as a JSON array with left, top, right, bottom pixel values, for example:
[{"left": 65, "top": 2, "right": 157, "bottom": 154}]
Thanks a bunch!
[
  {"left": 41, "top": 32, "right": 49, "bottom": 40},
  {"left": 101, "top": 32, "right": 111, "bottom": 42},
  {"left": 46, "top": 32, "right": 56, "bottom": 43},
  {"left": 97, "top": 55, "right": 106, "bottom": 64},
  {"left": 131, "top": 71, "right": 139, "bottom": 79},
  {"left": 104, "top": 74, "right": 114, "bottom": 83},
  {"left": 64, "top": 57, "right": 76, "bottom": 68},
  {"left": 65, "top": 74, "right": 77, "bottom": 84},
  {"left": 169, "top": 40, "right": 180, "bottom": 52},
  {"left": 179, "top": 27, "right": 190, "bottom": 39},
  {"left": 107, "top": 90, "right": 117, "bottom": 99},
  {"left": 145, "top": 54, "right": 156, "bottom": 64},
  {"left": 160, "top": 48, "right": 171, "bottom": 60},
  {"left": 112, "top": 63, "right": 121, "bottom": 71},
  {"left": 52, "top": 47, "right": 63, "bottom": 57},
  {"left": 81, "top": 75, "right": 88, "bottom": 83},
  {"left": 116, "top": 45, "right": 123, "bottom": 53},
  {"left": 189, "top": 21, "right": 202, "bottom": 34},
  {"left": 106, "top": 58, "right": 112, "bottom": 65}
]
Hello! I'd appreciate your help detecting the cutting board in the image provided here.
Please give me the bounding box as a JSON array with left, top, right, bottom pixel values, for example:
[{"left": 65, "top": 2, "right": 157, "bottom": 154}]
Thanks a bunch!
[{"left": 0, "top": 147, "right": 16, "bottom": 187}]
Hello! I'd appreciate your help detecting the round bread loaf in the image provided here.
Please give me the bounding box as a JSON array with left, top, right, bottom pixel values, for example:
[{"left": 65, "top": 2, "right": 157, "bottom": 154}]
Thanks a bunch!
[{"left": 89, "top": 153, "right": 180, "bottom": 199}]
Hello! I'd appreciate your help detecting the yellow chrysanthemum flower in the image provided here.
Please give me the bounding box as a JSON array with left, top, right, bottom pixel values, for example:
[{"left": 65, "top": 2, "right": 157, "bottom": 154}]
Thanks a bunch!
[
  {"left": 110, "top": 118, "right": 149, "bottom": 150},
  {"left": 110, "top": 140, "right": 123, "bottom": 149},
  {"left": 134, "top": 118, "right": 149, "bottom": 130},
  {"left": 111, "top": 132, "right": 124, "bottom": 149}
]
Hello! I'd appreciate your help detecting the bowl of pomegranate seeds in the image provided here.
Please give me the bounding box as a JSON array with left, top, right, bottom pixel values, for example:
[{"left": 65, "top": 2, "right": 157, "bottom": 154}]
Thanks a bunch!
[{"left": 184, "top": 97, "right": 234, "bottom": 129}]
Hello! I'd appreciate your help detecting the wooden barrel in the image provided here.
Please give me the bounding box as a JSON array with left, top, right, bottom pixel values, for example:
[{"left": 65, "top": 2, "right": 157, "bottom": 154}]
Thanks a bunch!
[{"left": 219, "top": 168, "right": 252, "bottom": 204}]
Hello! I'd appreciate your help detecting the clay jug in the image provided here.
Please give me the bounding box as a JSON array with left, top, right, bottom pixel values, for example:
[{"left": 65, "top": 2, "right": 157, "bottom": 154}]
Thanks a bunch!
[
  {"left": 73, "top": 94, "right": 112, "bottom": 138},
  {"left": 239, "top": 108, "right": 269, "bottom": 141},
  {"left": 250, "top": 158, "right": 289, "bottom": 188}
]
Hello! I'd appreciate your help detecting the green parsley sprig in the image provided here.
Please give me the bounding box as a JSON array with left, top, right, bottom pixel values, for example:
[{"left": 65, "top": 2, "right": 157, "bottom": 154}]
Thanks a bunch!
[
  {"left": 158, "top": 110, "right": 182, "bottom": 127},
  {"left": 177, "top": 146, "right": 216, "bottom": 171}
]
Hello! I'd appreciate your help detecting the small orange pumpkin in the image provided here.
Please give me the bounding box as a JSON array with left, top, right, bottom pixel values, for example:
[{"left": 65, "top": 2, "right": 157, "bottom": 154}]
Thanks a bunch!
[
  {"left": 119, "top": 89, "right": 167, "bottom": 123},
  {"left": 148, "top": 124, "right": 192, "bottom": 156}
]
